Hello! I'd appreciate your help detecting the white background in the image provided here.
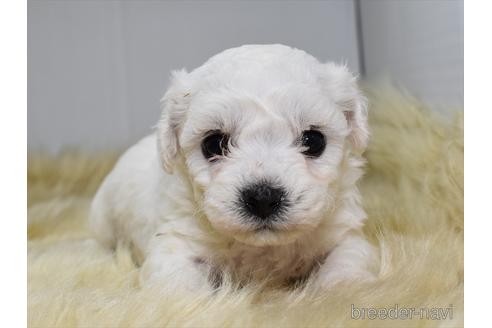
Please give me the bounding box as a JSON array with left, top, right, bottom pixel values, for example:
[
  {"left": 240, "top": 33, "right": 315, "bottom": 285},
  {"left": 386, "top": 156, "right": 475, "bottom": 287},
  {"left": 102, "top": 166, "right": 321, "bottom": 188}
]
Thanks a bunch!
[{"left": 28, "top": 0, "right": 463, "bottom": 152}]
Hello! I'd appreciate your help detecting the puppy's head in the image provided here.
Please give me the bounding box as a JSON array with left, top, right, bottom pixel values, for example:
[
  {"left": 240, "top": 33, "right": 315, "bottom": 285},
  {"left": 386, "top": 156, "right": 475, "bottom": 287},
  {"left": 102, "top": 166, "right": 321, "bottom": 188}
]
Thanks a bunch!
[{"left": 157, "top": 45, "right": 368, "bottom": 246}]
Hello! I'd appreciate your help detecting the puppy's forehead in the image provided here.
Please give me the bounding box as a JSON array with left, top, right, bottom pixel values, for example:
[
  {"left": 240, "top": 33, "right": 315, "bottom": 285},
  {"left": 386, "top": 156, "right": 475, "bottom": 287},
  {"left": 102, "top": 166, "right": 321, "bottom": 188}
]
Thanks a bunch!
[
  {"left": 180, "top": 50, "right": 346, "bottom": 141},
  {"left": 192, "top": 45, "right": 321, "bottom": 94},
  {"left": 185, "top": 83, "right": 339, "bottom": 135}
]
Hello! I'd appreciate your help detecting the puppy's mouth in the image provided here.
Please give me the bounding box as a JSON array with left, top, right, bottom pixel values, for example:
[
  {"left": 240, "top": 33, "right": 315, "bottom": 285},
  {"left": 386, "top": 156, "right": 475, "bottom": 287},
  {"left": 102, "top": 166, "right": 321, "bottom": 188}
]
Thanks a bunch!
[
  {"left": 253, "top": 223, "right": 277, "bottom": 232},
  {"left": 205, "top": 210, "right": 317, "bottom": 246},
  {"left": 205, "top": 198, "right": 324, "bottom": 246},
  {"left": 243, "top": 212, "right": 291, "bottom": 234}
]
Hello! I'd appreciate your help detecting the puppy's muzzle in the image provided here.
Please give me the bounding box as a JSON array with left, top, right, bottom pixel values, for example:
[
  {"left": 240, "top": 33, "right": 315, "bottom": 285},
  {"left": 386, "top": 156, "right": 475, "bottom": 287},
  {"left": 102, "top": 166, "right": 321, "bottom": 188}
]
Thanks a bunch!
[{"left": 240, "top": 182, "right": 286, "bottom": 221}]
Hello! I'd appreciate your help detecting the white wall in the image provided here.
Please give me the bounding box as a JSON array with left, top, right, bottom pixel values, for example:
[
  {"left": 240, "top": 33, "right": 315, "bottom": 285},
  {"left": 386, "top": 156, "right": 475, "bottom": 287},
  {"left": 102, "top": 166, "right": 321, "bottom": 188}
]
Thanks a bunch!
[
  {"left": 28, "top": 0, "right": 464, "bottom": 151},
  {"left": 28, "top": 0, "right": 360, "bottom": 152},
  {"left": 360, "top": 0, "right": 463, "bottom": 109}
]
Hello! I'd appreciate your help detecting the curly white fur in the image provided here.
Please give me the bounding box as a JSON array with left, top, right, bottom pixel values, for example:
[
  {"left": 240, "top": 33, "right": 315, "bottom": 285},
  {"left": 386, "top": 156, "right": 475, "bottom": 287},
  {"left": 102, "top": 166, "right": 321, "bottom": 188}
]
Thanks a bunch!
[{"left": 90, "top": 44, "right": 378, "bottom": 291}]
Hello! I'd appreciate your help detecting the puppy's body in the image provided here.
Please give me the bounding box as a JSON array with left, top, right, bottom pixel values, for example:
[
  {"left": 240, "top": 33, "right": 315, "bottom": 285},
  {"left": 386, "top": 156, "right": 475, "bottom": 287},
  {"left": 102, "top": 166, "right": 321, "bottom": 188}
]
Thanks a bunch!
[{"left": 91, "top": 45, "right": 378, "bottom": 290}]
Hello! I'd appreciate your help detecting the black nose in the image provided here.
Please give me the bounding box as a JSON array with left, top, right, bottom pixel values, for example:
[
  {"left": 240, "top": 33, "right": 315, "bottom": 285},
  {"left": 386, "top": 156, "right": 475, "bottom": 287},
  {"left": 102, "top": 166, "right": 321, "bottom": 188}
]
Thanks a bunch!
[{"left": 240, "top": 183, "right": 285, "bottom": 220}]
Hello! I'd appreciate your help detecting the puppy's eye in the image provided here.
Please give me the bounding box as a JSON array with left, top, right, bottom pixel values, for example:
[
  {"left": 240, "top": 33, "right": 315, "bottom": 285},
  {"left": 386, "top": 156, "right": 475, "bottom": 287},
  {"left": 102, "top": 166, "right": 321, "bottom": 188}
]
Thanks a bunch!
[
  {"left": 301, "top": 130, "right": 326, "bottom": 157},
  {"left": 201, "top": 132, "right": 229, "bottom": 161}
]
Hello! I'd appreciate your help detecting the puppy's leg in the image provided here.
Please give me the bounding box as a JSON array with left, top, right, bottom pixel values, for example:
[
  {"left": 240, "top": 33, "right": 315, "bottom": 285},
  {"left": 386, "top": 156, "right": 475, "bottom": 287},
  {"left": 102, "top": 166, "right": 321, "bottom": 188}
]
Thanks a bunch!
[
  {"left": 140, "top": 232, "right": 213, "bottom": 293},
  {"left": 89, "top": 190, "right": 117, "bottom": 250},
  {"left": 313, "top": 233, "right": 379, "bottom": 289}
]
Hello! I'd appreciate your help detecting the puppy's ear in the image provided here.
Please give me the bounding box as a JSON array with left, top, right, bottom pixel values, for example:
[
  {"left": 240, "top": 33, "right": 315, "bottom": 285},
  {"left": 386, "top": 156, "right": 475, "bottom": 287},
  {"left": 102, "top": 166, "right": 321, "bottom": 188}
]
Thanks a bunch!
[
  {"left": 323, "top": 63, "right": 369, "bottom": 153},
  {"left": 157, "top": 70, "right": 192, "bottom": 174}
]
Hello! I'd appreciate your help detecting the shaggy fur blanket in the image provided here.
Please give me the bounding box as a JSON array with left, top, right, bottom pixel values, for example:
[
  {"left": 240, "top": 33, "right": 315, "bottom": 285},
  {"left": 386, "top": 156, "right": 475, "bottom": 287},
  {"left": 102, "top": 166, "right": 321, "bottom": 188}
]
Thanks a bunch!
[{"left": 28, "top": 88, "right": 463, "bottom": 327}]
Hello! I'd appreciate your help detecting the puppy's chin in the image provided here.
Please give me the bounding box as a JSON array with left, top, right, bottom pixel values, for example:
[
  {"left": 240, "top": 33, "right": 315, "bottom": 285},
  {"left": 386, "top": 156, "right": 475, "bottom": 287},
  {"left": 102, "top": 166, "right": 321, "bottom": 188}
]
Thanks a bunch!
[
  {"left": 230, "top": 228, "right": 306, "bottom": 247},
  {"left": 207, "top": 218, "right": 312, "bottom": 246}
]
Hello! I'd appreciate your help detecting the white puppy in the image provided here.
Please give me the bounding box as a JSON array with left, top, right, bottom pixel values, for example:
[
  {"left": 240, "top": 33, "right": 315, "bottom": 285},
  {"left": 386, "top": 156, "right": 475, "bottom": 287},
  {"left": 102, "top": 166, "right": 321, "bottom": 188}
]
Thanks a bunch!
[{"left": 90, "top": 44, "right": 378, "bottom": 291}]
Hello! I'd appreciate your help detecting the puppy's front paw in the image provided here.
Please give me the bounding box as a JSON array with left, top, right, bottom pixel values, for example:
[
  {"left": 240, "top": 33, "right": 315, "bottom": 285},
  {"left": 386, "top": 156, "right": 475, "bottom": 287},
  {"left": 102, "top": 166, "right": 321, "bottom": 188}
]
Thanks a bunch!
[
  {"left": 140, "top": 256, "right": 213, "bottom": 293},
  {"left": 311, "top": 233, "right": 379, "bottom": 290}
]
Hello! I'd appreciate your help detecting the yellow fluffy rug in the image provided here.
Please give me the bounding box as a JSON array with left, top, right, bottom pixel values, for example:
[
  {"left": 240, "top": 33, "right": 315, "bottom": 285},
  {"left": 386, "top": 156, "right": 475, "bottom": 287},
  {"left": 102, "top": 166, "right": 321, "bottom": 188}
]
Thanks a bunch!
[{"left": 28, "top": 88, "right": 463, "bottom": 328}]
